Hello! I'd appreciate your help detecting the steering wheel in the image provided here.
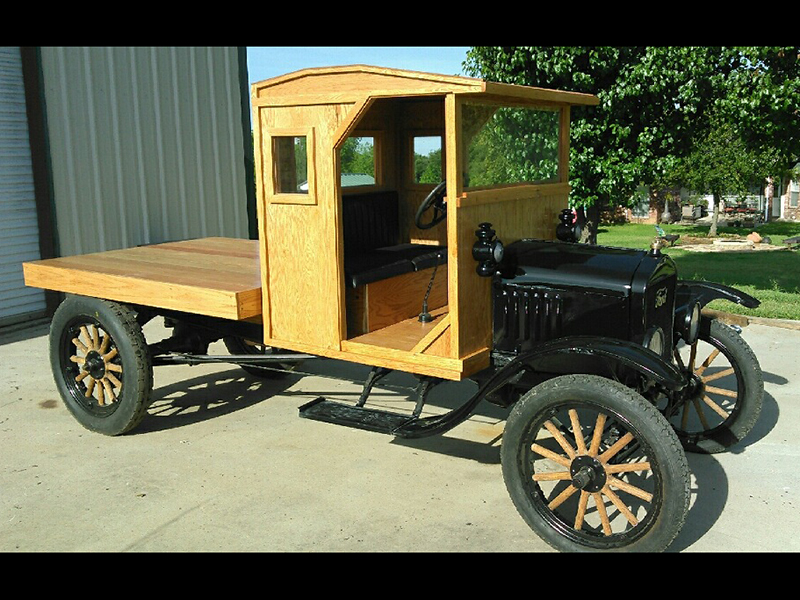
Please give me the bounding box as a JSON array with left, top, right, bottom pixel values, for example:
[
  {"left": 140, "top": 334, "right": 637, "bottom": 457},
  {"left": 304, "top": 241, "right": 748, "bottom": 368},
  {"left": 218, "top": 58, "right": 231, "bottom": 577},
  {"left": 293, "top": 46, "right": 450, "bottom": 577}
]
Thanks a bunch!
[{"left": 415, "top": 181, "right": 448, "bottom": 230}]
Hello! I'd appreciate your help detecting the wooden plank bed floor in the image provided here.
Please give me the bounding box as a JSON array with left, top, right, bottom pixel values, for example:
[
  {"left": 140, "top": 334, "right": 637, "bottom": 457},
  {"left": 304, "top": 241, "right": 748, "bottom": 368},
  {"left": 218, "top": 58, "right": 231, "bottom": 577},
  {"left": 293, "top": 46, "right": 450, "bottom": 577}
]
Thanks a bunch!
[{"left": 23, "top": 237, "right": 262, "bottom": 321}]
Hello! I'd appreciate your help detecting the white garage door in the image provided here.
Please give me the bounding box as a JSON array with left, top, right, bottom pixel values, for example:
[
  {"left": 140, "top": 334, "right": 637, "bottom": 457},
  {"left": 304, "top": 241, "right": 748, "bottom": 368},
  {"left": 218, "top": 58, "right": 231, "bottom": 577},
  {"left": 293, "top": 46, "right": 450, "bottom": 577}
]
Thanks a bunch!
[{"left": 0, "top": 47, "right": 46, "bottom": 326}]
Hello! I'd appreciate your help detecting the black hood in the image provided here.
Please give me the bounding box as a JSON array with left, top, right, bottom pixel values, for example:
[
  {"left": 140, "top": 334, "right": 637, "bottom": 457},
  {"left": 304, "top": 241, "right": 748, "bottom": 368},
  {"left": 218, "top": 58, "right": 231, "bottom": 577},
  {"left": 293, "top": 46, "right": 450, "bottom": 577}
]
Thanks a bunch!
[{"left": 498, "top": 239, "right": 655, "bottom": 296}]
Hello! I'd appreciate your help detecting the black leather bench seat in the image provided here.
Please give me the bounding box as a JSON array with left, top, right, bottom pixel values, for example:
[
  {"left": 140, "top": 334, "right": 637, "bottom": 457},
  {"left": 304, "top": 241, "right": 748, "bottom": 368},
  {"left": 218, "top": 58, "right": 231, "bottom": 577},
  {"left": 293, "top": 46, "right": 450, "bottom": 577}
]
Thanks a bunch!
[
  {"left": 342, "top": 191, "right": 446, "bottom": 288},
  {"left": 344, "top": 244, "right": 446, "bottom": 288}
]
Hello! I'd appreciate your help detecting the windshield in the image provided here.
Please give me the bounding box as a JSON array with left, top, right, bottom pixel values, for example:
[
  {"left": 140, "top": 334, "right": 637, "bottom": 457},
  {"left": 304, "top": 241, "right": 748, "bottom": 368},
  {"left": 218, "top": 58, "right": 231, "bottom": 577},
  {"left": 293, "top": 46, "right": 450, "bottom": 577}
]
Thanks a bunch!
[{"left": 461, "top": 103, "right": 561, "bottom": 189}]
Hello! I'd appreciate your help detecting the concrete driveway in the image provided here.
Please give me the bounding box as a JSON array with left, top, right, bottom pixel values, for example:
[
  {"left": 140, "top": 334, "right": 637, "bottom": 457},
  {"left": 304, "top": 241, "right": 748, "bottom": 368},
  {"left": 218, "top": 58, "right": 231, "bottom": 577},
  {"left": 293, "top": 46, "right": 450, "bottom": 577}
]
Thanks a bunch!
[{"left": 1, "top": 316, "right": 799, "bottom": 552}]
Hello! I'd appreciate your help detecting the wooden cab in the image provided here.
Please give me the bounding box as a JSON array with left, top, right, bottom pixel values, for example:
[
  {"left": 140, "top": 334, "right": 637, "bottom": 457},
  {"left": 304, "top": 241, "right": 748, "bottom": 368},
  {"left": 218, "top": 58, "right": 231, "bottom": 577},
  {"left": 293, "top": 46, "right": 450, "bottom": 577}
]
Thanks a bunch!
[{"left": 251, "top": 65, "right": 598, "bottom": 381}]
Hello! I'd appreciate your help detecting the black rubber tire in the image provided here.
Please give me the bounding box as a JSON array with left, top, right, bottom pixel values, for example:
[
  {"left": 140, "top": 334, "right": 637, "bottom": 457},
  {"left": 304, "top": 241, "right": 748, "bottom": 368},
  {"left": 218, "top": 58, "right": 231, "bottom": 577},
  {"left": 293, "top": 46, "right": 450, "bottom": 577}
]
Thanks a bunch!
[
  {"left": 501, "top": 374, "right": 690, "bottom": 552},
  {"left": 50, "top": 296, "right": 152, "bottom": 436},
  {"left": 671, "top": 318, "right": 764, "bottom": 454},
  {"left": 222, "top": 336, "right": 300, "bottom": 379}
]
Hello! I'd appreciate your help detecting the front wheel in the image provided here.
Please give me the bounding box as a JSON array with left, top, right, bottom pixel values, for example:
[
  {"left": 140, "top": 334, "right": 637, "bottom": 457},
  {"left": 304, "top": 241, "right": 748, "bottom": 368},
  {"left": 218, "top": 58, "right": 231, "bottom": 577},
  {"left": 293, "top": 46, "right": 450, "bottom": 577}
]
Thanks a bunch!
[
  {"left": 50, "top": 296, "right": 152, "bottom": 435},
  {"left": 671, "top": 318, "right": 763, "bottom": 454},
  {"left": 501, "top": 375, "right": 690, "bottom": 552}
]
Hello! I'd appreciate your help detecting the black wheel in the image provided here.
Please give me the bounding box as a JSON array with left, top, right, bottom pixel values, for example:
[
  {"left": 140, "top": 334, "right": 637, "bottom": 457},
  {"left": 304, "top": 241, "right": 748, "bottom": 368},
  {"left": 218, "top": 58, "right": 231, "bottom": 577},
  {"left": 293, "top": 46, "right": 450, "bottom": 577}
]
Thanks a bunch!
[
  {"left": 501, "top": 375, "right": 690, "bottom": 552},
  {"left": 414, "top": 181, "right": 447, "bottom": 230},
  {"left": 671, "top": 318, "right": 763, "bottom": 454},
  {"left": 222, "top": 336, "right": 301, "bottom": 378},
  {"left": 50, "top": 296, "right": 152, "bottom": 436}
]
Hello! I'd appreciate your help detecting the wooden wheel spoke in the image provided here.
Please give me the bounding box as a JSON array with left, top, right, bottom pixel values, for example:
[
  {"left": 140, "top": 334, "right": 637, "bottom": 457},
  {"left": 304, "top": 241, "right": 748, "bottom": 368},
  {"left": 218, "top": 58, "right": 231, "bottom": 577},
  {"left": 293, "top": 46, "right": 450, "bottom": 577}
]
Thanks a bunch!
[
  {"left": 79, "top": 325, "right": 92, "bottom": 349},
  {"left": 84, "top": 378, "right": 96, "bottom": 398},
  {"left": 692, "top": 398, "right": 712, "bottom": 428},
  {"left": 607, "top": 475, "right": 653, "bottom": 503},
  {"left": 97, "top": 383, "right": 106, "bottom": 406},
  {"left": 106, "top": 362, "right": 122, "bottom": 373},
  {"left": 533, "top": 470, "right": 573, "bottom": 482},
  {"left": 89, "top": 324, "right": 100, "bottom": 350},
  {"left": 548, "top": 484, "right": 578, "bottom": 510},
  {"left": 602, "top": 485, "right": 639, "bottom": 527},
  {"left": 598, "top": 432, "right": 634, "bottom": 463},
  {"left": 72, "top": 336, "right": 89, "bottom": 354},
  {"left": 588, "top": 413, "right": 607, "bottom": 457},
  {"left": 703, "top": 394, "right": 731, "bottom": 419},
  {"left": 105, "top": 371, "right": 122, "bottom": 389},
  {"left": 680, "top": 401, "right": 691, "bottom": 429},
  {"left": 574, "top": 490, "right": 590, "bottom": 530},
  {"left": 75, "top": 370, "right": 90, "bottom": 383},
  {"left": 705, "top": 385, "right": 738, "bottom": 399},
  {"left": 99, "top": 332, "right": 110, "bottom": 354},
  {"left": 605, "top": 461, "right": 651, "bottom": 474},
  {"left": 688, "top": 342, "right": 698, "bottom": 371},
  {"left": 103, "top": 347, "right": 118, "bottom": 362},
  {"left": 696, "top": 348, "right": 720, "bottom": 376},
  {"left": 69, "top": 355, "right": 85, "bottom": 365},
  {"left": 531, "top": 443, "right": 571, "bottom": 468},
  {"left": 702, "top": 367, "right": 735, "bottom": 383},
  {"left": 593, "top": 492, "right": 612, "bottom": 535},
  {"left": 544, "top": 419, "right": 576, "bottom": 459},
  {"left": 569, "top": 409, "right": 587, "bottom": 455},
  {"left": 101, "top": 379, "right": 116, "bottom": 403}
]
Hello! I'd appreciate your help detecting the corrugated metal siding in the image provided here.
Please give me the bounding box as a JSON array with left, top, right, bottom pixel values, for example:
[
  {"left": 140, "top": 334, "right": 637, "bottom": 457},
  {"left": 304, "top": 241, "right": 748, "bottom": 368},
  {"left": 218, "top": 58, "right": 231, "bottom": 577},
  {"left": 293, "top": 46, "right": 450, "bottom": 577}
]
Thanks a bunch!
[
  {"left": 39, "top": 46, "right": 250, "bottom": 256},
  {"left": 0, "top": 46, "right": 47, "bottom": 324}
]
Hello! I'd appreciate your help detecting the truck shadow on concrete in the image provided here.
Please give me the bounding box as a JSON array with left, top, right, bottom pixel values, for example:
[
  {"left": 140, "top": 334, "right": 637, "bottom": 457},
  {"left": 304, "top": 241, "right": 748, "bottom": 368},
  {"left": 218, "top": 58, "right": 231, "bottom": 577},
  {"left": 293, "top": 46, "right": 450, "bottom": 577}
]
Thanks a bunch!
[
  {"left": 134, "top": 367, "right": 303, "bottom": 434},
  {"left": 670, "top": 383, "right": 780, "bottom": 551}
]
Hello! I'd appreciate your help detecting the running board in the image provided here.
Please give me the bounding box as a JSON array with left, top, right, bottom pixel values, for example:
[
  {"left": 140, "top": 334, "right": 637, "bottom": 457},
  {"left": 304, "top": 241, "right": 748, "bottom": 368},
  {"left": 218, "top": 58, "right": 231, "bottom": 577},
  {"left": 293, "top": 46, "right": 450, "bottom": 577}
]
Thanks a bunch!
[{"left": 298, "top": 397, "right": 418, "bottom": 435}]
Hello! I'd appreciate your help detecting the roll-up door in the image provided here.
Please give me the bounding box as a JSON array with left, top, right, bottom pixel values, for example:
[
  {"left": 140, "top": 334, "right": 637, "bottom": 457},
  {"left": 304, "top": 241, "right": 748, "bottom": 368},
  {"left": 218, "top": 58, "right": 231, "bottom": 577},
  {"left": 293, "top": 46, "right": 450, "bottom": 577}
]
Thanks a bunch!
[{"left": 0, "top": 47, "right": 46, "bottom": 326}]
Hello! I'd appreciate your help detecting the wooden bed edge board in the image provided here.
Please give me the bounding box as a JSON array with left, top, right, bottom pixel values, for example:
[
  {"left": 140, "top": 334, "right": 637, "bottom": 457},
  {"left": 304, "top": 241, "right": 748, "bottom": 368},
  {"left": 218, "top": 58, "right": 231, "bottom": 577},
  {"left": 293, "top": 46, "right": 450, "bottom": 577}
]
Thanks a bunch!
[{"left": 22, "top": 262, "right": 260, "bottom": 322}]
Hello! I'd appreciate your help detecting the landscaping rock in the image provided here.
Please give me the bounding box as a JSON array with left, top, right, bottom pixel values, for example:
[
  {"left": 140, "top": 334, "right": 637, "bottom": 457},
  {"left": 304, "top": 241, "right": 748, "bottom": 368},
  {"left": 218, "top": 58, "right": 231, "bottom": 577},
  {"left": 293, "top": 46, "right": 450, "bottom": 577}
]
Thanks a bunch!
[{"left": 747, "top": 232, "right": 762, "bottom": 243}]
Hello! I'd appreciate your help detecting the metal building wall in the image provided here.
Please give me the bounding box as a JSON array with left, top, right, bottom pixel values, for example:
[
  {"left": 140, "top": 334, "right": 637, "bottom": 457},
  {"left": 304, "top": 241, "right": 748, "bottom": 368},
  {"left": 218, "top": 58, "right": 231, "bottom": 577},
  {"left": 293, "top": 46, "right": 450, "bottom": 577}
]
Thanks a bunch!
[
  {"left": 39, "top": 47, "right": 251, "bottom": 257},
  {"left": 0, "top": 47, "right": 46, "bottom": 325}
]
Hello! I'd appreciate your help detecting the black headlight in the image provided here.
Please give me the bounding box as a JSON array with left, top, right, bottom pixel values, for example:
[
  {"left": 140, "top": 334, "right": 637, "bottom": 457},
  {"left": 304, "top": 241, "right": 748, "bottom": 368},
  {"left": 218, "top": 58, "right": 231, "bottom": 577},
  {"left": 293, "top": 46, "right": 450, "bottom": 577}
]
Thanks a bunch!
[{"left": 676, "top": 301, "right": 701, "bottom": 345}]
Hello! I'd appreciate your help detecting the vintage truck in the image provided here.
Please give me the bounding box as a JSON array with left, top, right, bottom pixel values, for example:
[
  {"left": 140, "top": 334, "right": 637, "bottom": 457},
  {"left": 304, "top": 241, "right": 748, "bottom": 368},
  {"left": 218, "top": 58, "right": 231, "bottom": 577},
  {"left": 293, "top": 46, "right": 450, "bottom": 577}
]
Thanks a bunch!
[{"left": 23, "top": 65, "right": 763, "bottom": 552}]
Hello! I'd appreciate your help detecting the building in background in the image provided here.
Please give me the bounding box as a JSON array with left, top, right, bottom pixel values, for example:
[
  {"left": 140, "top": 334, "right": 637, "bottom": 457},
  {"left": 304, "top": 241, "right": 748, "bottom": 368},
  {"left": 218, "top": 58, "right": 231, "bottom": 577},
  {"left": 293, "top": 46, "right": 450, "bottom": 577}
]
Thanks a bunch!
[{"left": 0, "top": 47, "right": 255, "bottom": 329}]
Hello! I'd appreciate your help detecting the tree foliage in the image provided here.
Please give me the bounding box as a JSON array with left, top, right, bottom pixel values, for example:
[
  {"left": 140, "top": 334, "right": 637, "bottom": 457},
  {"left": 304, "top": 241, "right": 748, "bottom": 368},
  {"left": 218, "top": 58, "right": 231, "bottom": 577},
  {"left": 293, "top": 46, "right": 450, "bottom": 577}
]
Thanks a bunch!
[
  {"left": 674, "top": 117, "right": 783, "bottom": 235},
  {"left": 463, "top": 46, "right": 800, "bottom": 239},
  {"left": 340, "top": 136, "right": 375, "bottom": 177}
]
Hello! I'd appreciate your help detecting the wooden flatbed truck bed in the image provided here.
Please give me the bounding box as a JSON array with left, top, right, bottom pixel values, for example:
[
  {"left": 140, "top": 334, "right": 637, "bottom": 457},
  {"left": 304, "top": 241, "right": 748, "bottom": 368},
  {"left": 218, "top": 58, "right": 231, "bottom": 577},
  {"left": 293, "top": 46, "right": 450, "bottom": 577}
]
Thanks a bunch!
[{"left": 22, "top": 237, "right": 262, "bottom": 321}]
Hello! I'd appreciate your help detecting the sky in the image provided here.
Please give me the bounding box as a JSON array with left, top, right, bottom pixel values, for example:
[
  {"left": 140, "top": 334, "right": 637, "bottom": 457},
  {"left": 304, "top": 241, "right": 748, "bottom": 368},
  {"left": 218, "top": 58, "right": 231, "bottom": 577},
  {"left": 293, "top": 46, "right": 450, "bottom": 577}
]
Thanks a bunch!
[{"left": 246, "top": 46, "right": 471, "bottom": 85}]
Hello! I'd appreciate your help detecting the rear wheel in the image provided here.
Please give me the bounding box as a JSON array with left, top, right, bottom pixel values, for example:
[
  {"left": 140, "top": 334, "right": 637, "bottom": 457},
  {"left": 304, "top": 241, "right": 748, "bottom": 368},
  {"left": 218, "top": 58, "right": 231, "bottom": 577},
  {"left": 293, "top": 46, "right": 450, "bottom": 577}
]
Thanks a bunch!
[
  {"left": 50, "top": 296, "right": 152, "bottom": 435},
  {"left": 501, "top": 375, "right": 690, "bottom": 552},
  {"left": 671, "top": 318, "right": 763, "bottom": 453}
]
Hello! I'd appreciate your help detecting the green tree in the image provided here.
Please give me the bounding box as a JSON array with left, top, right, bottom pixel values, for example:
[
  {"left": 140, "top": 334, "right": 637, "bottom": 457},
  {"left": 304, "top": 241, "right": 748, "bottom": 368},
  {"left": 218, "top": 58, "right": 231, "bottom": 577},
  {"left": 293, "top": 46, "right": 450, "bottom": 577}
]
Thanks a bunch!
[
  {"left": 415, "top": 148, "right": 442, "bottom": 183},
  {"left": 341, "top": 137, "right": 375, "bottom": 177},
  {"left": 672, "top": 117, "right": 783, "bottom": 236},
  {"left": 716, "top": 47, "right": 800, "bottom": 199},
  {"left": 464, "top": 47, "right": 800, "bottom": 242}
]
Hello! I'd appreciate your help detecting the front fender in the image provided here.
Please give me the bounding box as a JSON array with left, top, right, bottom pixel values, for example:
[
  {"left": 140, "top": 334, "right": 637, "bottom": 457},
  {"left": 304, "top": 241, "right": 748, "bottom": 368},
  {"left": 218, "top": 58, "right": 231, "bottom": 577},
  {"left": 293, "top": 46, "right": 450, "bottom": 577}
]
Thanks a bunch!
[
  {"left": 677, "top": 280, "right": 760, "bottom": 309},
  {"left": 393, "top": 335, "right": 687, "bottom": 439},
  {"left": 509, "top": 336, "right": 687, "bottom": 391}
]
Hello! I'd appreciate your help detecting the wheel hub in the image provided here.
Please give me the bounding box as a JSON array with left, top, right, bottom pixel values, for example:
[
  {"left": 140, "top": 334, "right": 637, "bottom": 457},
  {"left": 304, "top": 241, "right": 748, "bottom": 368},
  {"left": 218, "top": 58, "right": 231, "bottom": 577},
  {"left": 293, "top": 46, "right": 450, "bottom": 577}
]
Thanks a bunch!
[
  {"left": 684, "top": 372, "right": 705, "bottom": 403},
  {"left": 83, "top": 350, "right": 106, "bottom": 379},
  {"left": 570, "top": 455, "right": 607, "bottom": 492}
]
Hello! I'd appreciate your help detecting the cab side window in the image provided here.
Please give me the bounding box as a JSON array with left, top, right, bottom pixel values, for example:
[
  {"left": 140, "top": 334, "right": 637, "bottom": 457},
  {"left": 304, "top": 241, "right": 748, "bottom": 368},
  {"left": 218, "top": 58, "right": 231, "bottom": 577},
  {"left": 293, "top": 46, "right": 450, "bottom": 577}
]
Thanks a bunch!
[{"left": 412, "top": 135, "right": 443, "bottom": 184}]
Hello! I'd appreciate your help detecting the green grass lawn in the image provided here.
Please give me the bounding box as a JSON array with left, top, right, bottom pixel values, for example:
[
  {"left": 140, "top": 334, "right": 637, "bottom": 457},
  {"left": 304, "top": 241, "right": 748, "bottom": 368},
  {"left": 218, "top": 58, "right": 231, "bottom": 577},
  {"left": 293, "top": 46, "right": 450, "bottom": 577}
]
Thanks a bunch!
[{"left": 596, "top": 221, "right": 800, "bottom": 321}]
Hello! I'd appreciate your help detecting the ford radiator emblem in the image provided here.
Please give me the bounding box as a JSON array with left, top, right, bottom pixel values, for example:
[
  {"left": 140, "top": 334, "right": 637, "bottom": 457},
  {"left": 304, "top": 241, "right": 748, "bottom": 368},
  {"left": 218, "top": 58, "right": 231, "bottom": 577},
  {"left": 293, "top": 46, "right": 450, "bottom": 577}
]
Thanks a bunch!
[{"left": 655, "top": 287, "right": 668, "bottom": 309}]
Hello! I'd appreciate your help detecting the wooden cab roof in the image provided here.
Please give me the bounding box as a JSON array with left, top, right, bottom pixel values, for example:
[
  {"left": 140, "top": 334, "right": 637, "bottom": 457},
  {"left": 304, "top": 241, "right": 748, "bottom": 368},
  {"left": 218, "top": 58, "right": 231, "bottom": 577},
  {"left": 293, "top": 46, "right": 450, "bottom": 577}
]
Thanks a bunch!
[{"left": 251, "top": 64, "right": 600, "bottom": 107}]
